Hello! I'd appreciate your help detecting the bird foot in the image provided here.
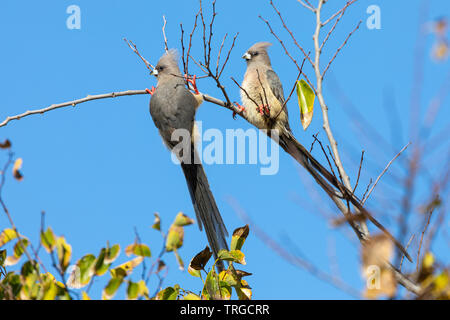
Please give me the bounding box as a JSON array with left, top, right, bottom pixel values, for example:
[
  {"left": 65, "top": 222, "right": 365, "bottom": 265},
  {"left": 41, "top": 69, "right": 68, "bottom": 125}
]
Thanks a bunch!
[
  {"left": 184, "top": 74, "right": 199, "bottom": 95},
  {"left": 232, "top": 102, "right": 245, "bottom": 119},
  {"left": 256, "top": 104, "right": 270, "bottom": 117},
  {"left": 145, "top": 86, "right": 156, "bottom": 95}
]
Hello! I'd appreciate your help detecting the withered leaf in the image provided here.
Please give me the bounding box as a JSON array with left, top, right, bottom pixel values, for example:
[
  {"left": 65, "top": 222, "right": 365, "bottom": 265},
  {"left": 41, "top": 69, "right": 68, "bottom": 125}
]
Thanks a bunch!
[
  {"left": 189, "top": 246, "right": 212, "bottom": 271},
  {"left": 0, "top": 139, "right": 11, "bottom": 149},
  {"left": 12, "top": 158, "right": 23, "bottom": 181}
]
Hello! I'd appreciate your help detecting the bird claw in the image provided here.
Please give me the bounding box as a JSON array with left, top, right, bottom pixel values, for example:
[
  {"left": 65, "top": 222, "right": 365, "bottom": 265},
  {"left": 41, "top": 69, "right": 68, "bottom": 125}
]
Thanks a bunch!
[
  {"left": 232, "top": 102, "right": 245, "bottom": 119},
  {"left": 184, "top": 74, "right": 199, "bottom": 95},
  {"left": 146, "top": 86, "right": 156, "bottom": 95},
  {"left": 256, "top": 104, "right": 270, "bottom": 117}
]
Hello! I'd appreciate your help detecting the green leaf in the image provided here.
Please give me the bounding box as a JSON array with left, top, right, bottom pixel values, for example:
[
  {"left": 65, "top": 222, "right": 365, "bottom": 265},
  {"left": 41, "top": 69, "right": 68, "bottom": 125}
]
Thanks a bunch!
[
  {"left": 0, "top": 249, "right": 6, "bottom": 266},
  {"left": 152, "top": 213, "right": 161, "bottom": 231},
  {"left": 125, "top": 243, "right": 151, "bottom": 258},
  {"left": 188, "top": 266, "right": 202, "bottom": 278},
  {"left": 42, "top": 280, "right": 57, "bottom": 300},
  {"left": 94, "top": 248, "right": 111, "bottom": 276},
  {"left": 202, "top": 268, "right": 231, "bottom": 300},
  {"left": 126, "top": 281, "right": 139, "bottom": 300},
  {"left": 110, "top": 256, "right": 144, "bottom": 277},
  {"left": 5, "top": 239, "right": 29, "bottom": 266},
  {"left": 220, "top": 269, "right": 252, "bottom": 288},
  {"left": 102, "top": 275, "right": 124, "bottom": 300},
  {"left": 219, "top": 270, "right": 239, "bottom": 287},
  {"left": 217, "top": 249, "right": 246, "bottom": 265},
  {"left": 236, "top": 279, "right": 252, "bottom": 300},
  {"left": 104, "top": 244, "right": 120, "bottom": 264},
  {"left": 0, "top": 229, "right": 19, "bottom": 247},
  {"left": 173, "top": 212, "right": 195, "bottom": 227},
  {"left": 137, "top": 280, "right": 149, "bottom": 299},
  {"left": 156, "top": 285, "right": 180, "bottom": 300},
  {"left": 40, "top": 227, "right": 56, "bottom": 253},
  {"left": 74, "top": 254, "right": 96, "bottom": 288},
  {"left": 56, "top": 237, "right": 72, "bottom": 272},
  {"left": 183, "top": 293, "right": 202, "bottom": 300},
  {"left": 296, "top": 79, "right": 315, "bottom": 130},
  {"left": 20, "top": 261, "right": 40, "bottom": 299},
  {"left": 173, "top": 249, "right": 184, "bottom": 271},
  {"left": 230, "top": 225, "right": 249, "bottom": 251},
  {"left": 165, "top": 225, "right": 184, "bottom": 252}
]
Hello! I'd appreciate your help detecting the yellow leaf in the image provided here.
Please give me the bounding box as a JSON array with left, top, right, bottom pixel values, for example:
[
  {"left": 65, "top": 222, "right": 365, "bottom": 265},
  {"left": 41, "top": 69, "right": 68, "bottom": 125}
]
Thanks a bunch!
[
  {"left": 0, "top": 228, "right": 19, "bottom": 247},
  {"left": 296, "top": 79, "right": 315, "bottom": 130},
  {"left": 12, "top": 158, "right": 24, "bottom": 181},
  {"left": 111, "top": 256, "right": 144, "bottom": 276},
  {"left": 56, "top": 237, "right": 72, "bottom": 272},
  {"left": 433, "top": 40, "right": 449, "bottom": 61},
  {"left": 82, "top": 291, "right": 91, "bottom": 300}
]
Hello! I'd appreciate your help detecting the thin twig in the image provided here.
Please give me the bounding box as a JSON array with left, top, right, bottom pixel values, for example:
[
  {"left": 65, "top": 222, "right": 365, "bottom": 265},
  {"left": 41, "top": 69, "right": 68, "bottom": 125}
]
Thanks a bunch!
[
  {"left": 270, "top": 0, "right": 315, "bottom": 67},
  {"left": 0, "top": 90, "right": 149, "bottom": 128},
  {"left": 162, "top": 16, "right": 169, "bottom": 52},
  {"left": 123, "top": 38, "right": 154, "bottom": 71},
  {"left": 362, "top": 142, "right": 411, "bottom": 205},
  {"left": 416, "top": 208, "right": 433, "bottom": 273},
  {"left": 322, "top": 20, "right": 362, "bottom": 78},
  {"left": 399, "top": 234, "right": 415, "bottom": 272},
  {"left": 352, "top": 150, "right": 365, "bottom": 194},
  {"left": 297, "top": 0, "right": 315, "bottom": 12},
  {"left": 259, "top": 14, "right": 316, "bottom": 93}
]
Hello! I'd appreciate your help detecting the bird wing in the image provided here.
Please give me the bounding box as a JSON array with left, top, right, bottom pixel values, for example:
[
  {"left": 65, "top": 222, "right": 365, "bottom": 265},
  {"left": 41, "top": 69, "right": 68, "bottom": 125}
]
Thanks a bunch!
[
  {"left": 265, "top": 69, "right": 285, "bottom": 105},
  {"left": 150, "top": 84, "right": 197, "bottom": 148}
]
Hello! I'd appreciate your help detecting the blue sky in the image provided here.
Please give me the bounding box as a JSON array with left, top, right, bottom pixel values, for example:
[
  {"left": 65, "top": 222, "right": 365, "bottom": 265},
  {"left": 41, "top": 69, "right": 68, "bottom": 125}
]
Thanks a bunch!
[{"left": 0, "top": 0, "right": 449, "bottom": 299}]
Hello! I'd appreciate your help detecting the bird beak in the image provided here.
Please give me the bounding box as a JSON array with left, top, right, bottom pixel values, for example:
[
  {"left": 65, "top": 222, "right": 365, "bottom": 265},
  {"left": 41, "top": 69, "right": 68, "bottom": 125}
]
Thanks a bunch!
[
  {"left": 242, "top": 52, "right": 251, "bottom": 60},
  {"left": 150, "top": 69, "right": 158, "bottom": 77}
]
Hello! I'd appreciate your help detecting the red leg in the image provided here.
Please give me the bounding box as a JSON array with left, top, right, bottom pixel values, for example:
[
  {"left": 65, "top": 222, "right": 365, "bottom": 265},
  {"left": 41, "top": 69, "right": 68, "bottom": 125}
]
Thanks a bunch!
[
  {"left": 232, "top": 102, "right": 245, "bottom": 119},
  {"left": 145, "top": 86, "right": 156, "bottom": 95},
  {"left": 256, "top": 105, "right": 264, "bottom": 115},
  {"left": 184, "top": 74, "right": 199, "bottom": 95}
]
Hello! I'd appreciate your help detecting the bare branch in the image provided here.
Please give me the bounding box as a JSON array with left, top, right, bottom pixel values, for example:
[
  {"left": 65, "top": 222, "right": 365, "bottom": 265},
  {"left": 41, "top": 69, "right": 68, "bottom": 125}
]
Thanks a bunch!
[
  {"left": 322, "top": 20, "right": 362, "bottom": 79},
  {"left": 270, "top": 0, "right": 315, "bottom": 67},
  {"left": 162, "top": 15, "right": 169, "bottom": 52},
  {"left": 0, "top": 90, "right": 149, "bottom": 128},
  {"left": 297, "top": 0, "right": 315, "bottom": 12},
  {"left": 123, "top": 38, "right": 154, "bottom": 71},
  {"left": 361, "top": 142, "right": 411, "bottom": 205},
  {"left": 352, "top": 150, "right": 365, "bottom": 194},
  {"left": 259, "top": 14, "right": 316, "bottom": 93},
  {"left": 322, "top": 0, "right": 358, "bottom": 26},
  {"left": 416, "top": 208, "right": 433, "bottom": 273}
]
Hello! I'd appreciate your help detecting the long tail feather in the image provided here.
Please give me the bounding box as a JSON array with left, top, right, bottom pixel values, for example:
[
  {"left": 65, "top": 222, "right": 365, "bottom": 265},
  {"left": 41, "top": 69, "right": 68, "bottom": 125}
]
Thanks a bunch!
[
  {"left": 279, "top": 132, "right": 412, "bottom": 262},
  {"left": 181, "top": 148, "right": 229, "bottom": 270}
]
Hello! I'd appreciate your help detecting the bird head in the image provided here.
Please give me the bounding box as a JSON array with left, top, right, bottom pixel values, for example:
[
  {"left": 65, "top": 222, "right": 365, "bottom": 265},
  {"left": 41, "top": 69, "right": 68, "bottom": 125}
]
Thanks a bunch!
[
  {"left": 151, "top": 49, "right": 182, "bottom": 82},
  {"left": 242, "top": 42, "right": 272, "bottom": 66}
]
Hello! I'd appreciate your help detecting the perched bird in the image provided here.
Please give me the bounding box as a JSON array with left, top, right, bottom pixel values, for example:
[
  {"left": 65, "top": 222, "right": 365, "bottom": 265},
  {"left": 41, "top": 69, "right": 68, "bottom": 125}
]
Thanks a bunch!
[
  {"left": 239, "top": 42, "right": 411, "bottom": 260},
  {"left": 240, "top": 42, "right": 339, "bottom": 196},
  {"left": 149, "top": 50, "right": 228, "bottom": 268}
]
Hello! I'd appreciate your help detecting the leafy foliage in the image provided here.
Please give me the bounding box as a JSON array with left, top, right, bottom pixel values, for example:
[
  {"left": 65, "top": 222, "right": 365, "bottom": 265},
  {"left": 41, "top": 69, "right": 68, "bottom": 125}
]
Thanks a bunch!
[{"left": 0, "top": 203, "right": 252, "bottom": 300}]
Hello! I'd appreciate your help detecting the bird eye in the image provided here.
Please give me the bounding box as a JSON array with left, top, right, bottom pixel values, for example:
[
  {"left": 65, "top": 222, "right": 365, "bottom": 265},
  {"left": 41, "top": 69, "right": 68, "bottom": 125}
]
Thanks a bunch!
[{"left": 253, "top": 51, "right": 259, "bottom": 56}]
